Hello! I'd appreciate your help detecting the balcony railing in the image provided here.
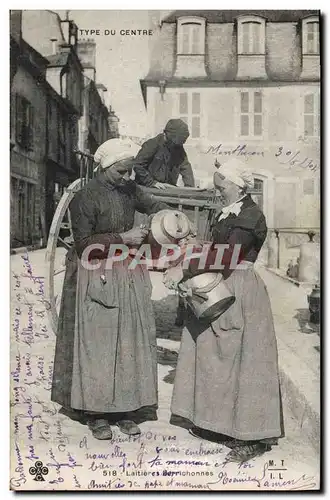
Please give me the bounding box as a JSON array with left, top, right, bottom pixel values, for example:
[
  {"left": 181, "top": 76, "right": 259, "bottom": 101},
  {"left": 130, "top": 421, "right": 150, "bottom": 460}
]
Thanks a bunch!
[{"left": 266, "top": 228, "right": 320, "bottom": 283}]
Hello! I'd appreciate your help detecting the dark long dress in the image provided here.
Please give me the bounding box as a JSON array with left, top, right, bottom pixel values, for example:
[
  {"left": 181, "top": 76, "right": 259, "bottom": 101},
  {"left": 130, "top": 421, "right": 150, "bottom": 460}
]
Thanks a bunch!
[
  {"left": 51, "top": 175, "right": 167, "bottom": 413},
  {"left": 171, "top": 195, "right": 285, "bottom": 441}
]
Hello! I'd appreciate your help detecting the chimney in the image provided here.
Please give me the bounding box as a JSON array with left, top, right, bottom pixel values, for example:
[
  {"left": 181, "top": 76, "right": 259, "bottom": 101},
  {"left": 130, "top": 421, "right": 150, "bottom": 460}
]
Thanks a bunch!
[
  {"left": 108, "top": 106, "right": 120, "bottom": 138},
  {"left": 10, "top": 10, "right": 22, "bottom": 45},
  {"left": 50, "top": 38, "right": 58, "bottom": 55},
  {"left": 60, "top": 19, "right": 70, "bottom": 44},
  {"left": 77, "top": 39, "right": 96, "bottom": 81},
  {"left": 60, "top": 18, "right": 78, "bottom": 47}
]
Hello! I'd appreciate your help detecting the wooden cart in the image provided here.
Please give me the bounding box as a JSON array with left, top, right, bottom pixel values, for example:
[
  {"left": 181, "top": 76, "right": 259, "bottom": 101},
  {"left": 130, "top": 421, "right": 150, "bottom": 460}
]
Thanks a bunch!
[{"left": 45, "top": 150, "right": 222, "bottom": 334}]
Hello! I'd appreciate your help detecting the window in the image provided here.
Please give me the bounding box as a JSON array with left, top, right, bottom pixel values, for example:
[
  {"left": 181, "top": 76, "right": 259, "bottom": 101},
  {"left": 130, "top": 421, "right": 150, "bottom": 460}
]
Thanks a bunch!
[
  {"left": 15, "top": 95, "right": 34, "bottom": 150},
  {"left": 54, "top": 183, "right": 64, "bottom": 206},
  {"left": 237, "top": 16, "right": 265, "bottom": 55},
  {"left": 240, "top": 91, "right": 262, "bottom": 137},
  {"left": 58, "top": 114, "right": 66, "bottom": 165},
  {"left": 302, "top": 17, "right": 320, "bottom": 54},
  {"left": 303, "top": 179, "right": 314, "bottom": 195},
  {"left": 250, "top": 178, "right": 264, "bottom": 209},
  {"left": 179, "top": 92, "right": 201, "bottom": 139},
  {"left": 242, "top": 22, "right": 261, "bottom": 53},
  {"left": 304, "top": 93, "right": 320, "bottom": 137},
  {"left": 11, "top": 177, "right": 36, "bottom": 246},
  {"left": 67, "top": 67, "right": 81, "bottom": 111},
  {"left": 177, "top": 17, "right": 205, "bottom": 55}
]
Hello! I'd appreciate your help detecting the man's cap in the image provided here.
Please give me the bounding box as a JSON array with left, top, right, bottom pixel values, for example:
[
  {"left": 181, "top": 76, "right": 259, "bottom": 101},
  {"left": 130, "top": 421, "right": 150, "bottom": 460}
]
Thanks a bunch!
[{"left": 164, "top": 119, "right": 190, "bottom": 144}]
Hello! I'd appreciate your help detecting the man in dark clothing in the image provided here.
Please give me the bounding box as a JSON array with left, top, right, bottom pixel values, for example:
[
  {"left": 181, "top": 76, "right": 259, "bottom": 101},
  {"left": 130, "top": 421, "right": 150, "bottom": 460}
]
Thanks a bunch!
[{"left": 134, "top": 119, "right": 195, "bottom": 189}]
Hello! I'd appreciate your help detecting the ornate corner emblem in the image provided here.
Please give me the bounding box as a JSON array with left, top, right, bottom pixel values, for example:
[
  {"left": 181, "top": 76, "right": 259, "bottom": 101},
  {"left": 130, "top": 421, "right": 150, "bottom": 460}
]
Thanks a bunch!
[{"left": 29, "top": 461, "right": 49, "bottom": 481}]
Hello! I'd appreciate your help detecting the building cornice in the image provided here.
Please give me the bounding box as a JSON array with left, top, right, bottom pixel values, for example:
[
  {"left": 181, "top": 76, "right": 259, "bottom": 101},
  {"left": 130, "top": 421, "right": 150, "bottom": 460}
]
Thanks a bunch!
[
  {"left": 162, "top": 10, "right": 320, "bottom": 24},
  {"left": 141, "top": 78, "right": 320, "bottom": 88}
]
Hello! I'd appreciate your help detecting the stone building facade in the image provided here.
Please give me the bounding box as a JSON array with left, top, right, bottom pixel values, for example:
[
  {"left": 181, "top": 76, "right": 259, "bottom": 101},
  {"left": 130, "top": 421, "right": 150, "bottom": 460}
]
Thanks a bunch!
[
  {"left": 142, "top": 10, "right": 320, "bottom": 234},
  {"left": 77, "top": 39, "right": 110, "bottom": 154},
  {"left": 10, "top": 10, "right": 116, "bottom": 247},
  {"left": 10, "top": 37, "right": 49, "bottom": 247}
]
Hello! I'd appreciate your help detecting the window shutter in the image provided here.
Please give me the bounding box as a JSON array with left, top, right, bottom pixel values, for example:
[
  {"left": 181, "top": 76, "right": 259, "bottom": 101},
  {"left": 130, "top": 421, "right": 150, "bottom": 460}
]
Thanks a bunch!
[
  {"left": 28, "top": 104, "right": 34, "bottom": 150},
  {"left": 15, "top": 95, "right": 24, "bottom": 144}
]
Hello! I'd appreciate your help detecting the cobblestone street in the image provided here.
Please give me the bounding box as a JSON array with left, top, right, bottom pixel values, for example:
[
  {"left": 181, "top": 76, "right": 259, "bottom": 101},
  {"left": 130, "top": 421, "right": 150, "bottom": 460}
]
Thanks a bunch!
[{"left": 10, "top": 248, "right": 320, "bottom": 491}]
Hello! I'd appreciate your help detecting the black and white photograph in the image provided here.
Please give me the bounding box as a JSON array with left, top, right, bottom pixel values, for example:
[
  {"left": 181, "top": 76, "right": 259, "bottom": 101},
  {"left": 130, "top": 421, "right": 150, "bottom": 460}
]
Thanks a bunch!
[{"left": 9, "top": 8, "right": 321, "bottom": 491}]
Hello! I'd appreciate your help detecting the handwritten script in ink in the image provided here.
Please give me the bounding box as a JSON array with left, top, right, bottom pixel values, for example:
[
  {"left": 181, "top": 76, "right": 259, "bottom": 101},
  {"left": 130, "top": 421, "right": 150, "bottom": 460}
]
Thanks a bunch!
[
  {"left": 10, "top": 249, "right": 320, "bottom": 491},
  {"left": 275, "top": 147, "right": 318, "bottom": 171}
]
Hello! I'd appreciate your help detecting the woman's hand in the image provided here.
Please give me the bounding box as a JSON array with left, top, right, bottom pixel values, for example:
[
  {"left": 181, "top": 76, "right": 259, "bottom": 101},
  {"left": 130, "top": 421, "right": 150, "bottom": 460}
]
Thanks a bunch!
[
  {"left": 154, "top": 182, "right": 168, "bottom": 190},
  {"left": 120, "top": 227, "right": 149, "bottom": 246},
  {"left": 163, "top": 265, "right": 184, "bottom": 290}
]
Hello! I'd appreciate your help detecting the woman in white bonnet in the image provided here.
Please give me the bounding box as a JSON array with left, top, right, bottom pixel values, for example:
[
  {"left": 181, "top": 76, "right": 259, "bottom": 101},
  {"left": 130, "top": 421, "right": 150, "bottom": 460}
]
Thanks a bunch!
[
  {"left": 168, "top": 157, "right": 284, "bottom": 463},
  {"left": 51, "top": 138, "right": 169, "bottom": 440}
]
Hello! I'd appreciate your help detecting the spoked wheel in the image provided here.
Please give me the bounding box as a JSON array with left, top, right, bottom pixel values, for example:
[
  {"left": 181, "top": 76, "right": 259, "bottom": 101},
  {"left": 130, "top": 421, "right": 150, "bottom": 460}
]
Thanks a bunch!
[
  {"left": 45, "top": 149, "right": 96, "bottom": 335},
  {"left": 44, "top": 179, "right": 82, "bottom": 335}
]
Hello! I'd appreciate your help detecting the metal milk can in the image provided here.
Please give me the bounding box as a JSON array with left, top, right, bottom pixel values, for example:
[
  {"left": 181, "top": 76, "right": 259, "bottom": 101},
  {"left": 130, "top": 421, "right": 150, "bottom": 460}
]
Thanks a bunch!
[
  {"left": 179, "top": 273, "right": 235, "bottom": 322},
  {"left": 267, "top": 230, "right": 279, "bottom": 269},
  {"left": 307, "top": 284, "right": 320, "bottom": 324},
  {"left": 298, "top": 231, "right": 320, "bottom": 283}
]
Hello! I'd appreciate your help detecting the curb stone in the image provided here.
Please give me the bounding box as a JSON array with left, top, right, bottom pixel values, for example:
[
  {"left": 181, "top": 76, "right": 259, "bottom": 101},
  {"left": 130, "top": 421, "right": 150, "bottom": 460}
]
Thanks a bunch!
[{"left": 277, "top": 338, "right": 320, "bottom": 454}]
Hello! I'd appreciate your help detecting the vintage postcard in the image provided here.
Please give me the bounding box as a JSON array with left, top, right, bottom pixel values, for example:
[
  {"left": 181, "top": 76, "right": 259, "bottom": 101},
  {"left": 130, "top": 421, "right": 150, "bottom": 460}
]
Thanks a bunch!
[{"left": 10, "top": 9, "right": 321, "bottom": 491}]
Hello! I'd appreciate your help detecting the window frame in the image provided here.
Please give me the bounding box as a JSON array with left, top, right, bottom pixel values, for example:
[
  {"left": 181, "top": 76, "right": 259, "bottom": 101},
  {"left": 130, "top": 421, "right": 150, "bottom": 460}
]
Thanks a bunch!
[
  {"left": 303, "top": 91, "right": 320, "bottom": 139},
  {"left": 237, "top": 15, "right": 266, "bottom": 55},
  {"left": 15, "top": 94, "right": 34, "bottom": 151},
  {"left": 177, "top": 90, "right": 202, "bottom": 140},
  {"left": 249, "top": 177, "right": 264, "bottom": 211},
  {"left": 11, "top": 176, "right": 36, "bottom": 245},
  {"left": 58, "top": 110, "right": 67, "bottom": 166},
  {"left": 303, "top": 178, "right": 315, "bottom": 196},
  {"left": 177, "top": 16, "right": 206, "bottom": 55},
  {"left": 238, "top": 89, "right": 264, "bottom": 139},
  {"left": 302, "top": 16, "right": 320, "bottom": 55}
]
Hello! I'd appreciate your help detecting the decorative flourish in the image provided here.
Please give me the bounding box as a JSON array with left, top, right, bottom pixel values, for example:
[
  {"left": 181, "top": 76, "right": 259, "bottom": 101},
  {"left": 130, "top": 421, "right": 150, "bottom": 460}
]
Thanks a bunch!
[{"left": 29, "top": 461, "right": 49, "bottom": 482}]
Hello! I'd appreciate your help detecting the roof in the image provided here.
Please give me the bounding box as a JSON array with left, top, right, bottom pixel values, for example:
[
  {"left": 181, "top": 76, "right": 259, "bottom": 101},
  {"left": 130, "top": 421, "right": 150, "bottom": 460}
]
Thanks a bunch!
[
  {"left": 96, "top": 83, "right": 107, "bottom": 91},
  {"left": 163, "top": 10, "right": 320, "bottom": 23},
  {"left": 21, "top": 39, "right": 50, "bottom": 67},
  {"left": 46, "top": 51, "right": 70, "bottom": 67}
]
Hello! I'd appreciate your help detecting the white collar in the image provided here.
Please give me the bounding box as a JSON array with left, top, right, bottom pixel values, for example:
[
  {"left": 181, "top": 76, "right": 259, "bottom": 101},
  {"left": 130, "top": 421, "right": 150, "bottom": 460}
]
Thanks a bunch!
[
  {"left": 222, "top": 194, "right": 246, "bottom": 212},
  {"left": 218, "top": 195, "right": 246, "bottom": 221}
]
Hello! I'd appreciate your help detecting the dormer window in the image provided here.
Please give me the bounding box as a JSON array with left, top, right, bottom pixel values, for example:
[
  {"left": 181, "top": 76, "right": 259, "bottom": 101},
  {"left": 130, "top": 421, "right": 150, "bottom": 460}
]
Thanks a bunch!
[
  {"left": 302, "top": 16, "right": 319, "bottom": 54},
  {"left": 177, "top": 17, "right": 205, "bottom": 55},
  {"left": 69, "top": 21, "right": 78, "bottom": 48},
  {"left": 237, "top": 16, "right": 265, "bottom": 55}
]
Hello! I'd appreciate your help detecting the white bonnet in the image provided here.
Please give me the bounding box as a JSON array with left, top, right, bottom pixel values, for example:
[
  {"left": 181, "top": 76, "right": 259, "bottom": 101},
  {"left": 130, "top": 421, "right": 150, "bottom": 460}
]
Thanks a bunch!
[
  {"left": 94, "top": 138, "right": 140, "bottom": 170},
  {"left": 215, "top": 158, "right": 254, "bottom": 189}
]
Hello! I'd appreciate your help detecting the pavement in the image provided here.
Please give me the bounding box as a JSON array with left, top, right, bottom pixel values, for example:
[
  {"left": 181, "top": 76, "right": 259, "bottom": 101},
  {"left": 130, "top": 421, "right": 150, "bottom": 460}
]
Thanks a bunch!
[
  {"left": 256, "top": 266, "right": 320, "bottom": 455},
  {"left": 10, "top": 248, "right": 320, "bottom": 491}
]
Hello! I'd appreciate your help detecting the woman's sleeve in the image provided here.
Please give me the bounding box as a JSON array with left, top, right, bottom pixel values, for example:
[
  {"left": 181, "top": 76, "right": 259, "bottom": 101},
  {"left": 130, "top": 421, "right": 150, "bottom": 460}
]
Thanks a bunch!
[
  {"left": 135, "top": 185, "right": 169, "bottom": 215},
  {"left": 184, "top": 226, "right": 256, "bottom": 280},
  {"left": 70, "top": 190, "right": 123, "bottom": 260}
]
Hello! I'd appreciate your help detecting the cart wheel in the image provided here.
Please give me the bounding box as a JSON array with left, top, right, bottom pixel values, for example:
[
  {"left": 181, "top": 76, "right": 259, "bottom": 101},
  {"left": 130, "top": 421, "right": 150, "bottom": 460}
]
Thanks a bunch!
[{"left": 45, "top": 179, "right": 82, "bottom": 335}]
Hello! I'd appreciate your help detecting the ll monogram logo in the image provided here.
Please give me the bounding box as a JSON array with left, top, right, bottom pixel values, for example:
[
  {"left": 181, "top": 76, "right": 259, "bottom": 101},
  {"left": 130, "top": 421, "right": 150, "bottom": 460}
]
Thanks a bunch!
[{"left": 29, "top": 461, "right": 49, "bottom": 481}]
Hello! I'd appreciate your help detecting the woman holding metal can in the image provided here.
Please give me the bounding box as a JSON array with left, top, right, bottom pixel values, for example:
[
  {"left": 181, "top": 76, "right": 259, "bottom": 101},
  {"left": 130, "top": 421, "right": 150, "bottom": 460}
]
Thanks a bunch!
[{"left": 165, "top": 158, "right": 284, "bottom": 464}]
